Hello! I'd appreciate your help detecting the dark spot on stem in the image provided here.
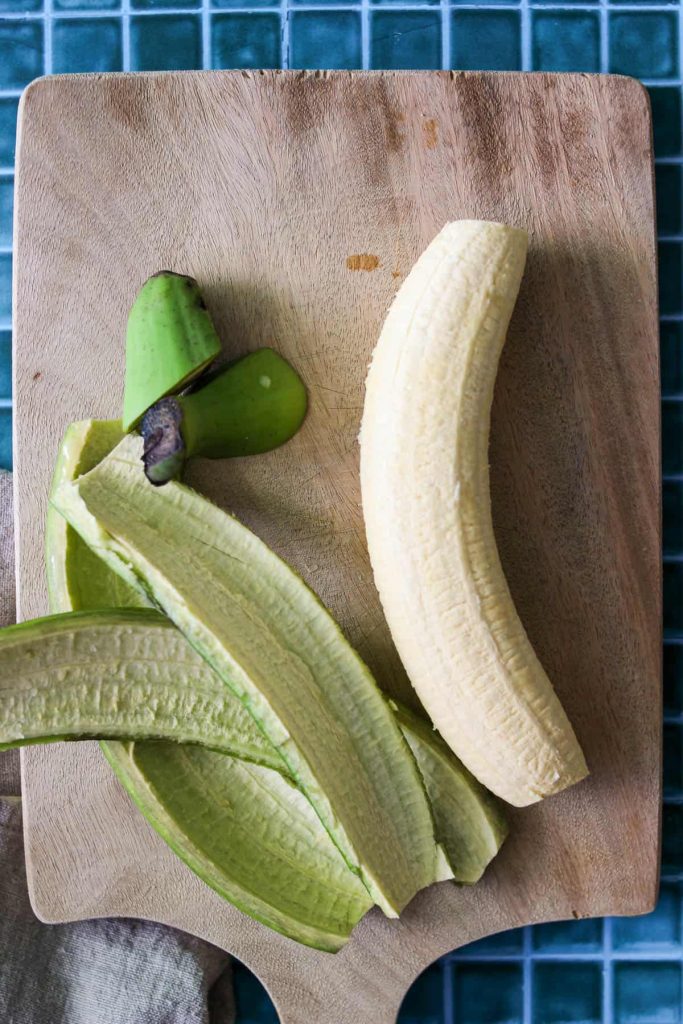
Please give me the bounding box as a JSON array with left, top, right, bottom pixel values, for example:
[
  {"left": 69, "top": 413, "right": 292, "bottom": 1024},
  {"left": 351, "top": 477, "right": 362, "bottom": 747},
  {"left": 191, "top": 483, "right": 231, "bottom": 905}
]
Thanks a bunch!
[{"left": 141, "top": 397, "right": 186, "bottom": 486}]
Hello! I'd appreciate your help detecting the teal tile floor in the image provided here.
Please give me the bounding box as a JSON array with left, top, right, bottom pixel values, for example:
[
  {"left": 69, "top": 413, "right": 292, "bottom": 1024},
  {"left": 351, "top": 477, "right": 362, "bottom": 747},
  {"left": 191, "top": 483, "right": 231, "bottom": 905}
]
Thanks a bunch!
[
  {"left": 532, "top": 11, "right": 601, "bottom": 71},
  {"left": 0, "top": 2, "right": 680, "bottom": 1020}
]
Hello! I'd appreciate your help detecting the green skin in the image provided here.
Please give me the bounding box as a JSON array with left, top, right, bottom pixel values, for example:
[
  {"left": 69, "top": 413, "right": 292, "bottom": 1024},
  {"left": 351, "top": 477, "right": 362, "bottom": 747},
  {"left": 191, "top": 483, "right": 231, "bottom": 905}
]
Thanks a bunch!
[
  {"left": 46, "top": 419, "right": 145, "bottom": 612},
  {"left": 0, "top": 612, "right": 371, "bottom": 950},
  {"left": 45, "top": 418, "right": 372, "bottom": 951},
  {"left": 141, "top": 348, "right": 308, "bottom": 485},
  {"left": 394, "top": 705, "right": 508, "bottom": 884},
  {"left": 54, "top": 434, "right": 449, "bottom": 918},
  {"left": 182, "top": 349, "right": 308, "bottom": 458},
  {"left": 0, "top": 610, "right": 506, "bottom": 894},
  {"left": 122, "top": 272, "right": 222, "bottom": 431},
  {"left": 0, "top": 608, "right": 280, "bottom": 767},
  {"left": 37, "top": 419, "right": 506, "bottom": 948},
  {"left": 102, "top": 743, "right": 372, "bottom": 951}
]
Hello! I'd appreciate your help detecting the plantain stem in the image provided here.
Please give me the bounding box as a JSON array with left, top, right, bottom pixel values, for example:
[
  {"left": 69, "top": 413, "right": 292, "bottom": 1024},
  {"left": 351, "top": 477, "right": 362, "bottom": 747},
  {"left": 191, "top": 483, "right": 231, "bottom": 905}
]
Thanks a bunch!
[
  {"left": 141, "top": 397, "right": 186, "bottom": 486},
  {"left": 138, "top": 349, "right": 308, "bottom": 486}
]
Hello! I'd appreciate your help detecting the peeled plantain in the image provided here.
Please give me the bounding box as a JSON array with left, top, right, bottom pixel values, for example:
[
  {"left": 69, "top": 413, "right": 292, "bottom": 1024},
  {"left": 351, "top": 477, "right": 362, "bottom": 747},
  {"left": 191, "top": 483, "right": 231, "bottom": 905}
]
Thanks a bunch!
[{"left": 360, "top": 220, "right": 588, "bottom": 807}]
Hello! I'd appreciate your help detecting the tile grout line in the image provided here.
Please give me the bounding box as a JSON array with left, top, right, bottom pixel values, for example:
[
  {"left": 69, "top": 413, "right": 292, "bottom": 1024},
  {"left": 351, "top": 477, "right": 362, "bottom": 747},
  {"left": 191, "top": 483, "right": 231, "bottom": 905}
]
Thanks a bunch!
[
  {"left": 448, "top": 951, "right": 683, "bottom": 961},
  {"left": 282, "top": 0, "right": 291, "bottom": 70},
  {"left": 2, "top": 2, "right": 683, "bottom": 13},
  {"left": 520, "top": 0, "right": 531, "bottom": 71},
  {"left": 122, "top": 0, "right": 131, "bottom": 72},
  {"left": 599, "top": 0, "right": 609, "bottom": 75},
  {"left": 43, "top": 0, "right": 53, "bottom": 77},
  {"left": 677, "top": 4, "right": 683, "bottom": 324},
  {"left": 361, "top": 0, "right": 370, "bottom": 70},
  {"left": 678, "top": 5, "right": 683, "bottom": 334},
  {"left": 642, "top": 155, "right": 683, "bottom": 165},
  {"left": 522, "top": 926, "right": 533, "bottom": 1024},
  {"left": 442, "top": 955, "right": 455, "bottom": 1023},
  {"left": 680, "top": 893, "right": 683, "bottom": 1020},
  {"left": 441, "top": 0, "right": 451, "bottom": 70},
  {"left": 202, "top": 0, "right": 212, "bottom": 69},
  {"left": 679, "top": 3, "right": 683, "bottom": 146},
  {"left": 603, "top": 916, "right": 614, "bottom": 1024}
]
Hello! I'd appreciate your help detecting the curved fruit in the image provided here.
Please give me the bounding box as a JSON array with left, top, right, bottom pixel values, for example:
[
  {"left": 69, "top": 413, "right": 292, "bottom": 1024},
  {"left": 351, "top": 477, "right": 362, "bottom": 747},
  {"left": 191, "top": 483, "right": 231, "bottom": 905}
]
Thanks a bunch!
[
  {"left": 54, "top": 434, "right": 451, "bottom": 917},
  {"left": 122, "top": 272, "right": 221, "bottom": 430},
  {"left": 141, "top": 349, "right": 308, "bottom": 485},
  {"left": 360, "top": 220, "right": 588, "bottom": 807}
]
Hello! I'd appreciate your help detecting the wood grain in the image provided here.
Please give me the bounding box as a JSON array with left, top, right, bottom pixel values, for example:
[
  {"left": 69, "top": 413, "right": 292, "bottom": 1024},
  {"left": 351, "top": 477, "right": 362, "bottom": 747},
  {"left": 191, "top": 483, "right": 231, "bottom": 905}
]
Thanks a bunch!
[{"left": 13, "top": 71, "right": 660, "bottom": 1023}]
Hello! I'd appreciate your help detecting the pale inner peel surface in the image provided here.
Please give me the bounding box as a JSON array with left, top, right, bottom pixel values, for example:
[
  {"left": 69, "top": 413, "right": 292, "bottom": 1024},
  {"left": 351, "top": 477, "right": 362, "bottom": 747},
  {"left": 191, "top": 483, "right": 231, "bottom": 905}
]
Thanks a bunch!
[
  {"left": 0, "top": 609, "right": 281, "bottom": 770},
  {"left": 102, "top": 739, "right": 372, "bottom": 952},
  {"left": 54, "top": 436, "right": 444, "bottom": 915},
  {"left": 46, "top": 424, "right": 373, "bottom": 950}
]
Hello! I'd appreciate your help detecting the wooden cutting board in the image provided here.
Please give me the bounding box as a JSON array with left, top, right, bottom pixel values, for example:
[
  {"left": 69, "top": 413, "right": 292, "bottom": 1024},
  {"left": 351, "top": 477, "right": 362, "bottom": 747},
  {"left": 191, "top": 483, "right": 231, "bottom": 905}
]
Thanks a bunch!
[{"left": 13, "top": 71, "right": 660, "bottom": 1023}]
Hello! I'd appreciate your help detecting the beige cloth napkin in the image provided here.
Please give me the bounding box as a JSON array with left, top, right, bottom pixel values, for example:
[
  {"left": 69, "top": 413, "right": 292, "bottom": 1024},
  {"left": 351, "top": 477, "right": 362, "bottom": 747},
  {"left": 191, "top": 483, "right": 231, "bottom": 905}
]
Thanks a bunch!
[{"left": 0, "top": 469, "right": 236, "bottom": 1024}]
